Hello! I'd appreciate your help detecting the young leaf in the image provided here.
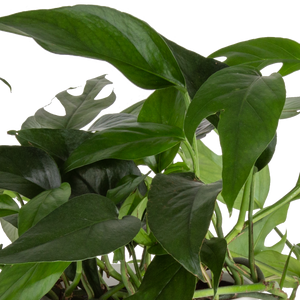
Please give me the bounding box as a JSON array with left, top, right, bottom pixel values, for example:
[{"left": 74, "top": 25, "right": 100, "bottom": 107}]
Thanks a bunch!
[
  {"left": 185, "top": 66, "right": 285, "bottom": 211},
  {"left": 0, "top": 262, "right": 70, "bottom": 300},
  {"left": 0, "top": 6, "right": 185, "bottom": 89},
  {"left": 209, "top": 37, "right": 300, "bottom": 76},
  {"left": 22, "top": 75, "right": 116, "bottom": 130},
  {"left": 126, "top": 255, "right": 196, "bottom": 300},
  {"left": 0, "top": 146, "right": 61, "bottom": 198},
  {"left": 0, "top": 194, "right": 141, "bottom": 263},
  {"left": 64, "top": 123, "right": 185, "bottom": 172},
  {"left": 148, "top": 173, "right": 222, "bottom": 278}
]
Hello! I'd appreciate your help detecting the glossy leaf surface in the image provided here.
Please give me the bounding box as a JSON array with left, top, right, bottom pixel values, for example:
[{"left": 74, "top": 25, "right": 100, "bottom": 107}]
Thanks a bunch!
[
  {"left": 63, "top": 159, "right": 143, "bottom": 198},
  {"left": 0, "top": 146, "right": 61, "bottom": 198},
  {"left": 0, "top": 6, "right": 185, "bottom": 89},
  {"left": 185, "top": 66, "right": 285, "bottom": 211},
  {"left": 209, "top": 37, "right": 300, "bottom": 76},
  {"left": 0, "top": 195, "right": 19, "bottom": 217},
  {"left": 127, "top": 255, "right": 196, "bottom": 300},
  {"left": 0, "top": 194, "right": 141, "bottom": 263},
  {"left": 64, "top": 123, "right": 184, "bottom": 172},
  {"left": 138, "top": 87, "right": 186, "bottom": 172},
  {"left": 148, "top": 173, "right": 222, "bottom": 278},
  {"left": 163, "top": 37, "right": 228, "bottom": 98},
  {"left": 18, "top": 183, "right": 71, "bottom": 236},
  {"left": 0, "top": 262, "right": 70, "bottom": 300}
]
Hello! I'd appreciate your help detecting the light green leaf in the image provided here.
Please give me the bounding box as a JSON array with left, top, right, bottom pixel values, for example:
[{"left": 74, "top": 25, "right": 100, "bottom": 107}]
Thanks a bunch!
[
  {"left": 148, "top": 173, "right": 222, "bottom": 279},
  {"left": 209, "top": 37, "right": 300, "bottom": 76},
  {"left": 0, "top": 216, "right": 18, "bottom": 242},
  {"left": 280, "top": 97, "right": 300, "bottom": 119},
  {"left": 185, "top": 66, "right": 285, "bottom": 211},
  {"left": 0, "top": 6, "right": 185, "bottom": 89},
  {"left": 0, "top": 194, "right": 141, "bottom": 263},
  {"left": 0, "top": 262, "right": 70, "bottom": 300}
]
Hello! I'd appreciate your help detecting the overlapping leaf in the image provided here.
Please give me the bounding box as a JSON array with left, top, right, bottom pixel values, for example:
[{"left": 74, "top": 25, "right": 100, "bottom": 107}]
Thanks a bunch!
[
  {"left": 0, "top": 194, "right": 141, "bottom": 263},
  {"left": 0, "top": 262, "right": 70, "bottom": 300},
  {"left": 0, "top": 146, "right": 61, "bottom": 198},
  {"left": 64, "top": 123, "right": 185, "bottom": 172},
  {"left": 137, "top": 87, "right": 185, "bottom": 172},
  {"left": 0, "top": 6, "right": 185, "bottom": 89},
  {"left": 18, "top": 183, "right": 71, "bottom": 236},
  {"left": 209, "top": 37, "right": 300, "bottom": 76},
  {"left": 127, "top": 255, "right": 196, "bottom": 300},
  {"left": 280, "top": 97, "right": 300, "bottom": 119},
  {"left": 148, "top": 173, "right": 222, "bottom": 278},
  {"left": 0, "top": 195, "right": 19, "bottom": 217},
  {"left": 185, "top": 66, "right": 285, "bottom": 211}
]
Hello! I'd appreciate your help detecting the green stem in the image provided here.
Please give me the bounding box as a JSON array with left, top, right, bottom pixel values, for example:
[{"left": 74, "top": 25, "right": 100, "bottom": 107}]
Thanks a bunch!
[
  {"left": 81, "top": 268, "right": 94, "bottom": 299},
  {"left": 214, "top": 201, "right": 224, "bottom": 238},
  {"left": 100, "top": 256, "right": 122, "bottom": 282},
  {"left": 128, "top": 242, "right": 143, "bottom": 282},
  {"left": 99, "top": 282, "right": 125, "bottom": 300},
  {"left": 120, "top": 247, "right": 135, "bottom": 295},
  {"left": 126, "top": 262, "right": 141, "bottom": 288},
  {"left": 65, "top": 261, "right": 82, "bottom": 297},
  {"left": 224, "top": 256, "right": 242, "bottom": 285},
  {"left": 61, "top": 272, "right": 70, "bottom": 289},
  {"left": 226, "top": 169, "right": 253, "bottom": 244},
  {"left": 248, "top": 167, "right": 258, "bottom": 283},
  {"left": 46, "top": 289, "right": 59, "bottom": 300},
  {"left": 229, "top": 186, "right": 300, "bottom": 244},
  {"left": 15, "top": 192, "right": 24, "bottom": 206}
]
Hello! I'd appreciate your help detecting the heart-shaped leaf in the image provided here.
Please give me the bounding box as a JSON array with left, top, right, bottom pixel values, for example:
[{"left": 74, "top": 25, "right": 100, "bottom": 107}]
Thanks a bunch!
[
  {"left": 0, "top": 194, "right": 141, "bottom": 263},
  {"left": 126, "top": 255, "right": 196, "bottom": 300},
  {"left": 209, "top": 37, "right": 300, "bottom": 76},
  {"left": 0, "top": 6, "right": 185, "bottom": 89},
  {"left": 0, "top": 262, "right": 70, "bottom": 300},
  {"left": 64, "top": 123, "right": 185, "bottom": 172},
  {"left": 185, "top": 66, "right": 285, "bottom": 211},
  {"left": 148, "top": 173, "right": 222, "bottom": 278},
  {"left": 0, "top": 146, "right": 61, "bottom": 198}
]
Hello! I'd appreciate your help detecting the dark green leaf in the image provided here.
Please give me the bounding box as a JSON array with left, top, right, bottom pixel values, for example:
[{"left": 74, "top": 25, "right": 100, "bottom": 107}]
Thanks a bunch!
[
  {"left": 126, "top": 255, "right": 196, "bottom": 300},
  {"left": 82, "top": 258, "right": 104, "bottom": 298},
  {"left": 163, "top": 161, "right": 191, "bottom": 175},
  {"left": 22, "top": 75, "right": 115, "bottom": 130},
  {"left": 0, "top": 194, "right": 141, "bottom": 263},
  {"left": 0, "top": 195, "right": 19, "bottom": 217},
  {"left": 200, "top": 238, "right": 227, "bottom": 295},
  {"left": 0, "top": 6, "right": 185, "bottom": 89},
  {"left": 0, "top": 216, "right": 18, "bottom": 242},
  {"left": 209, "top": 37, "right": 300, "bottom": 76},
  {"left": 280, "top": 97, "right": 300, "bottom": 119},
  {"left": 0, "top": 146, "right": 61, "bottom": 198},
  {"left": 63, "top": 159, "right": 143, "bottom": 198},
  {"left": 0, "top": 77, "right": 12, "bottom": 92},
  {"left": 185, "top": 66, "right": 285, "bottom": 211},
  {"left": 13, "top": 129, "right": 93, "bottom": 162},
  {"left": 163, "top": 37, "right": 228, "bottom": 98},
  {"left": 18, "top": 183, "right": 71, "bottom": 236},
  {"left": 0, "top": 262, "right": 70, "bottom": 300},
  {"left": 255, "top": 134, "right": 277, "bottom": 171},
  {"left": 138, "top": 87, "right": 186, "bottom": 172},
  {"left": 64, "top": 123, "right": 184, "bottom": 172},
  {"left": 148, "top": 173, "right": 222, "bottom": 278}
]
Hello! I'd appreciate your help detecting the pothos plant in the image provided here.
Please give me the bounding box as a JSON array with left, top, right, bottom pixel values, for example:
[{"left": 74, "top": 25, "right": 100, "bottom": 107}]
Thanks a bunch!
[{"left": 0, "top": 5, "right": 300, "bottom": 300}]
